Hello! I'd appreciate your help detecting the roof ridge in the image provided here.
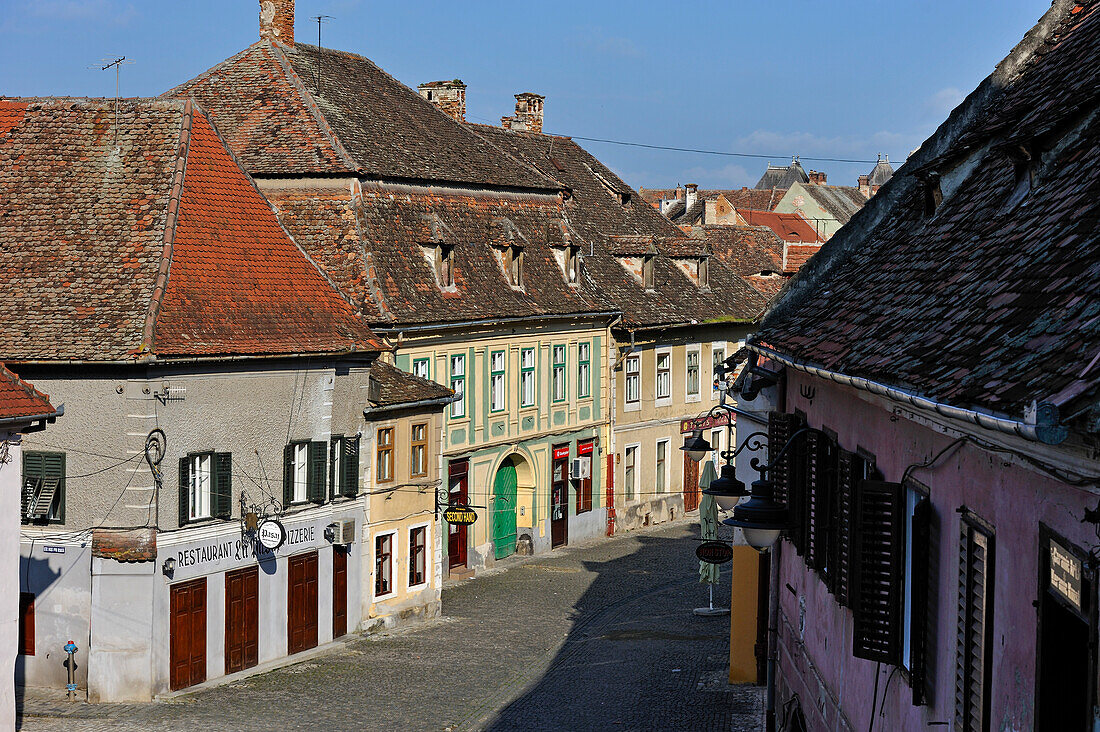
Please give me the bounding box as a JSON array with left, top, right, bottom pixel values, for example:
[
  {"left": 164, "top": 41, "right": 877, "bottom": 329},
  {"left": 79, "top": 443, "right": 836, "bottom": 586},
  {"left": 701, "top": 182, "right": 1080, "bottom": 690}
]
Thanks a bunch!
[
  {"left": 161, "top": 42, "right": 267, "bottom": 99},
  {"left": 140, "top": 99, "right": 193, "bottom": 357}
]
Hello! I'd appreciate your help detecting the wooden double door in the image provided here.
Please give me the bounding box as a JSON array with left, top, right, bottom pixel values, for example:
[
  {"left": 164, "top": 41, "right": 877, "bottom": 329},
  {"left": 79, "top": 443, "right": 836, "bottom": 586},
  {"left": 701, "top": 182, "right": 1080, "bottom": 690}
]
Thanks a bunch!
[
  {"left": 170, "top": 578, "right": 207, "bottom": 691},
  {"left": 683, "top": 454, "right": 700, "bottom": 512},
  {"left": 551, "top": 449, "right": 569, "bottom": 548},
  {"left": 288, "top": 551, "right": 319, "bottom": 655},
  {"left": 225, "top": 567, "right": 259, "bottom": 675},
  {"left": 448, "top": 459, "right": 469, "bottom": 569}
]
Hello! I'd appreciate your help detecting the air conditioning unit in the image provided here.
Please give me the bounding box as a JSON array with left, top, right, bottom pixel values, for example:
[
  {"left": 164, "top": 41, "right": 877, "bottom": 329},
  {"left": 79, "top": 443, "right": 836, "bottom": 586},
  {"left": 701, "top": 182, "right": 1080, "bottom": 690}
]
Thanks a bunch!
[
  {"left": 327, "top": 519, "right": 356, "bottom": 545},
  {"left": 569, "top": 457, "right": 591, "bottom": 480}
]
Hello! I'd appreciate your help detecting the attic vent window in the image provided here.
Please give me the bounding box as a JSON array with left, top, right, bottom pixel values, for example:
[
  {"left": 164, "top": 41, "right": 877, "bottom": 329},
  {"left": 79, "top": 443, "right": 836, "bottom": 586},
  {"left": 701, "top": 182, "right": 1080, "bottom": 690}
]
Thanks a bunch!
[
  {"left": 617, "top": 191, "right": 631, "bottom": 206},
  {"left": 1003, "top": 144, "right": 1043, "bottom": 213},
  {"left": 643, "top": 254, "right": 655, "bottom": 291},
  {"left": 923, "top": 177, "right": 943, "bottom": 217},
  {"left": 422, "top": 242, "right": 455, "bottom": 289},
  {"left": 698, "top": 257, "right": 709, "bottom": 289},
  {"left": 505, "top": 244, "right": 525, "bottom": 288},
  {"left": 564, "top": 244, "right": 580, "bottom": 284}
]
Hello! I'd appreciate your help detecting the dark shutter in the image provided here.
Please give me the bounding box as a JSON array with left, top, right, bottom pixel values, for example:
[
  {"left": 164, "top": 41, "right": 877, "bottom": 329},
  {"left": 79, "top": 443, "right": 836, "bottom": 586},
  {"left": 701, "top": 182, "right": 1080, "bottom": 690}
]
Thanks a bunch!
[
  {"left": 179, "top": 456, "right": 191, "bottom": 527},
  {"left": 329, "top": 437, "right": 339, "bottom": 500},
  {"left": 955, "top": 518, "right": 994, "bottom": 732},
  {"left": 341, "top": 436, "right": 360, "bottom": 498},
  {"left": 767, "top": 411, "right": 804, "bottom": 511},
  {"left": 308, "top": 441, "right": 327, "bottom": 503},
  {"left": 910, "top": 495, "right": 932, "bottom": 706},
  {"left": 283, "top": 444, "right": 294, "bottom": 507},
  {"left": 832, "top": 451, "right": 856, "bottom": 605},
  {"left": 808, "top": 434, "right": 836, "bottom": 574},
  {"left": 851, "top": 479, "right": 904, "bottom": 664},
  {"left": 213, "top": 453, "right": 232, "bottom": 519},
  {"left": 43, "top": 452, "right": 64, "bottom": 522},
  {"left": 21, "top": 451, "right": 43, "bottom": 519}
]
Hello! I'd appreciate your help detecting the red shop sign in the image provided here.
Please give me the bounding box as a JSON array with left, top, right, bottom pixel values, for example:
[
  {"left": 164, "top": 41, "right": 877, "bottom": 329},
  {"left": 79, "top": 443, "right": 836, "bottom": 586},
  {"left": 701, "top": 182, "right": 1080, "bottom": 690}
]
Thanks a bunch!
[
  {"left": 577, "top": 441, "right": 594, "bottom": 456},
  {"left": 552, "top": 446, "right": 570, "bottom": 460}
]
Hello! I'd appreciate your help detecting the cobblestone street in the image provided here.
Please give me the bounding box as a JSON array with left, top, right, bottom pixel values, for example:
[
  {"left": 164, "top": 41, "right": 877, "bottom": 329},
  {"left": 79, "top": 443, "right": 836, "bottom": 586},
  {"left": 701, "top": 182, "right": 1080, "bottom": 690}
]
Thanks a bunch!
[{"left": 18, "top": 521, "right": 763, "bottom": 732}]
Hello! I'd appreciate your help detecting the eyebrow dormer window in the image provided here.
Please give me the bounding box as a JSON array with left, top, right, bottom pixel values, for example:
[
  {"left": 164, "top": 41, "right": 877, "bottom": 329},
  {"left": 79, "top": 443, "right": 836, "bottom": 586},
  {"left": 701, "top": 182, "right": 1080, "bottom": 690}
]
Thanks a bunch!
[
  {"left": 698, "top": 257, "right": 709, "bottom": 289},
  {"left": 505, "top": 244, "right": 524, "bottom": 288},
  {"left": 643, "top": 254, "right": 655, "bottom": 291},
  {"left": 923, "top": 177, "right": 943, "bottom": 217},
  {"left": 564, "top": 245, "right": 580, "bottom": 284},
  {"left": 435, "top": 244, "right": 455, "bottom": 288}
]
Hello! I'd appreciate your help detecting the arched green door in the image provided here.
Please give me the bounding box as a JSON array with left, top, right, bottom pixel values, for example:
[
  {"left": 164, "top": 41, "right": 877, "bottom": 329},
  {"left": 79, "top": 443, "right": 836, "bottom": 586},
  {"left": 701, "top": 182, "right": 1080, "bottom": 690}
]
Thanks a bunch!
[{"left": 492, "top": 461, "right": 518, "bottom": 560}]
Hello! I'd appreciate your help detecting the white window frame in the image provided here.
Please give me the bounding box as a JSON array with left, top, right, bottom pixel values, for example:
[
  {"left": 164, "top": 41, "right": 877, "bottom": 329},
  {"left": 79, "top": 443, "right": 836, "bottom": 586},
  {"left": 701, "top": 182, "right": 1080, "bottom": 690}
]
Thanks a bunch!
[
  {"left": 490, "top": 350, "right": 507, "bottom": 412},
  {"left": 189, "top": 453, "right": 213, "bottom": 520},
  {"left": 624, "top": 355, "right": 641, "bottom": 412},
  {"left": 710, "top": 428, "right": 724, "bottom": 468},
  {"left": 577, "top": 342, "right": 591, "bottom": 400},
  {"left": 292, "top": 442, "right": 309, "bottom": 503},
  {"left": 407, "top": 520, "right": 431, "bottom": 589},
  {"left": 655, "top": 349, "right": 672, "bottom": 405},
  {"left": 450, "top": 354, "right": 466, "bottom": 418},
  {"left": 624, "top": 443, "right": 640, "bottom": 501},
  {"left": 412, "top": 357, "right": 430, "bottom": 381},
  {"left": 685, "top": 346, "right": 701, "bottom": 403},
  {"left": 655, "top": 439, "right": 669, "bottom": 494},
  {"left": 711, "top": 343, "right": 726, "bottom": 400},
  {"left": 552, "top": 344, "right": 567, "bottom": 403},
  {"left": 520, "top": 347, "right": 536, "bottom": 408},
  {"left": 374, "top": 530, "right": 398, "bottom": 599}
]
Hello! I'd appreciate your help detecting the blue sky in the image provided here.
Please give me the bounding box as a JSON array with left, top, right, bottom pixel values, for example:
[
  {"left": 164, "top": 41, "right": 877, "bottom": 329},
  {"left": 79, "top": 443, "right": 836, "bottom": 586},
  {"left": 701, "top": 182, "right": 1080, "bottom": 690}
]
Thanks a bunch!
[{"left": 1, "top": 0, "right": 1047, "bottom": 190}]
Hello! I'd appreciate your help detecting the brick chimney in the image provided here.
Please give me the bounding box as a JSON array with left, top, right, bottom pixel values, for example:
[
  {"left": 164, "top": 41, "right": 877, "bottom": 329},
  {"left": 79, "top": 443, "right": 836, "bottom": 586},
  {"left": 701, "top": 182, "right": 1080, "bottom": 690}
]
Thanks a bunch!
[
  {"left": 418, "top": 80, "right": 467, "bottom": 123},
  {"left": 858, "top": 174, "right": 871, "bottom": 198},
  {"left": 808, "top": 170, "right": 827, "bottom": 185},
  {"left": 502, "top": 92, "right": 545, "bottom": 133},
  {"left": 685, "top": 183, "right": 698, "bottom": 212},
  {"left": 259, "top": 0, "right": 294, "bottom": 44}
]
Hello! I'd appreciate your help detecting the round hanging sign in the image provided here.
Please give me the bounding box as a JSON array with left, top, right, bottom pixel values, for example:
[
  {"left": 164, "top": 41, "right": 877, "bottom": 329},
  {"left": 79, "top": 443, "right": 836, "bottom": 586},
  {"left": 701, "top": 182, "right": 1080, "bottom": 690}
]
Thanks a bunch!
[
  {"left": 443, "top": 505, "right": 478, "bottom": 526},
  {"left": 257, "top": 518, "right": 286, "bottom": 550},
  {"left": 696, "top": 540, "right": 733, "bottom": 565}
]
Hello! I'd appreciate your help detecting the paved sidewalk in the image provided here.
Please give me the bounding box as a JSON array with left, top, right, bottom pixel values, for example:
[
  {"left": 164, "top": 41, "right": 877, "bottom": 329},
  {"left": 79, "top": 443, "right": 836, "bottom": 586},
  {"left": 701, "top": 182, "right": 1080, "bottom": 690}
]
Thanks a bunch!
[{"left": 18, "top": 521, "right": 763, "bottom": 731}]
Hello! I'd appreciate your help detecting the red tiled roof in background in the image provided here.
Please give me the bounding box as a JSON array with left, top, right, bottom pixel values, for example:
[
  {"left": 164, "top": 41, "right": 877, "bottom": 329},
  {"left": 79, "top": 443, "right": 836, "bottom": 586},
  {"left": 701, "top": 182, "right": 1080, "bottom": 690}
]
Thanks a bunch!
[
  {"left": 0, "top": 102, "right": 27, "bottom": 138},
  {"left": 737, "top": 209, "right": 822, "bottom": 243},
  {"left": 784, "top": 244, "right": 824, "bottom": 273},
  {"left": 0, "top": 364, "right": 57, "bottom": 421},
  {"left": 154, "top": 110, "right": 382, "bottom": 356}
]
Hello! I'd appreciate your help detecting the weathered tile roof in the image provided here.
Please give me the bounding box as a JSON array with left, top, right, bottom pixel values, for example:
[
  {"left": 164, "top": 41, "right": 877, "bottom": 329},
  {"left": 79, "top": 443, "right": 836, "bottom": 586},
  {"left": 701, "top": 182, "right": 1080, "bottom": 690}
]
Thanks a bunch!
[
  {"left": 367, "top": 360, "right": 453, "bottom": 410},
  {"left": 0, "top": 98, "right": 382, "bottom": 362},
  {"left": 0, "top": 365, "right": 57, "bottom": 421},
  {"left": 702, "top": 226, "right": 785, "bottom": 276},
  {"left": 791, "top": 184, "right": 867, "bottom": 225},
  {"left": 265, "top": 184, "right": 616, "bottom": 326},
  {"left": 737, "top": 209, "right": 822, "bottom": 243},
  {"left": 166, "top": 41, "right": 558, "bottom": 191},
  {"left": 757, "top": 0, "right": 1100, "bottom": 426},
  {"left": 639, "top": 187, "right": 786, "bottom": 213},
  {"left": 469, "top": 125, "right": 768, "bottom": 327},
  {"left": 866, "top": 157, "right": 894, "bottom": 187},
  {"left": 755, "top": 160, "right": 808, "bottom": 190}
]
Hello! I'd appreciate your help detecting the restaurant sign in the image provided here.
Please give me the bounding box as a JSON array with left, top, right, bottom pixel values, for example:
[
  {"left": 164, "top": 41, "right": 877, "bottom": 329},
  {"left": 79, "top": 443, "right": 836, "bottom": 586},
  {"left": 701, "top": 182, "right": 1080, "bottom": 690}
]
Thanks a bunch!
[
  {"left": 696, "top": 541, "right": 734, "bottom": 565},
  {"left": 680, "top": 411, "right": 732, "bottom": 434}
]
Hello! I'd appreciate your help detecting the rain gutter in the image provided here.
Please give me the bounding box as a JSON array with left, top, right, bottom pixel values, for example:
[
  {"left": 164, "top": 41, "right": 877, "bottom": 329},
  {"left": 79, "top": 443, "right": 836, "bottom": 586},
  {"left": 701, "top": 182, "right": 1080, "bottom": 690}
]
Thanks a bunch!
[
  {"left": 373, "top": 311, "right": 621, "bottom": 335},
  {"left": 747, "top": 341, "right": 1067, "bottom": 445}
]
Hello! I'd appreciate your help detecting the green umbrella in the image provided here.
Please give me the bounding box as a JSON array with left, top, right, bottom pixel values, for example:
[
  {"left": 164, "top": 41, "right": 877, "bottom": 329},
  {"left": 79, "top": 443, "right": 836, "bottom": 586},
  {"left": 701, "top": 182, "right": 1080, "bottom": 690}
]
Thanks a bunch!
[{"left": 698, "top": 460, "right": 721, "bottom": 585}]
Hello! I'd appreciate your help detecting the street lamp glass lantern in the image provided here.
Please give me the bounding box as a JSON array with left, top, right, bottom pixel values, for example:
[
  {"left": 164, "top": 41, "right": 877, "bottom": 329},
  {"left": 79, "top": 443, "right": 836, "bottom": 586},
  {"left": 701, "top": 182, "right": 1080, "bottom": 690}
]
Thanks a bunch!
[
  {"left": 680, "top": 430, "right": 711, "bottom": 463},
  {"left": 702, "top": 464, "right": 747, "bottom": 510},
  {"left": 723, "top": 476, "right": 790, "bottom": 551}
]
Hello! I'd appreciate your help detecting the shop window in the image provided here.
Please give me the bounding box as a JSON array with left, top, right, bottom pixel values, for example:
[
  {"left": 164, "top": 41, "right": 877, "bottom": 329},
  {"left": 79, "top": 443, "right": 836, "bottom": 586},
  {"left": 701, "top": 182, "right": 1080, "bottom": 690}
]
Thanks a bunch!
[
  {"left": 283, "top": 441, "right": 326, "bottom": 506},
  {"left": 576, "top": 441, "right": 594, "bottom": 514},
  {"left": 376, "top": 428, "right": 394, "bottom": 483},
  {"left": 410, "top": 423, "right": 428, "bottom": 478},
  {"left": 409, "top": 526, "right": 427, "bottom": 587},
  {"left": 329, "top": 435, "right": 360, "bottom": 498},
  {"left": 375, "top": 533, "right": 394, "bottom": 596},
  {"left": 21, "top": 451, "right": 65, "bottom": 524}
]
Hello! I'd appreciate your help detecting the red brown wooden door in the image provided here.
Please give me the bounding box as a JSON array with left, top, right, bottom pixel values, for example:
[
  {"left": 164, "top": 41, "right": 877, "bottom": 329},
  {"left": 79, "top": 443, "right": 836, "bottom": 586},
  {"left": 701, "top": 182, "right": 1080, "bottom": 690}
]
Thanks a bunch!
[
  {"left": 683, "top": 453, "right": 700, "bottom": 512},
  {"left": 332, "top": 546, "right": 348, "bottom": 639},
  {"left": 225, "top": 567, "right": 258, "bottom": 674},
  {"left": 170, "top": 578, "right": 207, "bottom": 691},
  {"left": 448, "top": 460, "right": 469, "bottom": 569},
  {"left": 287, "top": 552, "right": 319, "bottom": 655}
]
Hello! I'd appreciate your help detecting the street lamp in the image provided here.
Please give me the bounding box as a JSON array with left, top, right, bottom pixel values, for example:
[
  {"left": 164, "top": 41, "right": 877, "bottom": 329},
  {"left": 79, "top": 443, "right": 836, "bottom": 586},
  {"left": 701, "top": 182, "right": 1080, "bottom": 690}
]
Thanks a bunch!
[
  {"left": 681, "top": 430, "right": 711, "bottom": 462},
  {"left": 681, "top": 406, "right": 769, "bottom": 511}
]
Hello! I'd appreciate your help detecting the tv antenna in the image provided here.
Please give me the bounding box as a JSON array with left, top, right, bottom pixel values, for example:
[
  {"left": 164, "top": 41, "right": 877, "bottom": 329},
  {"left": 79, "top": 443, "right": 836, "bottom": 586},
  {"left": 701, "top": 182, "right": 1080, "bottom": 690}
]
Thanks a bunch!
[
  {"left": 311, "top": 16, "right": 333, "bottom": 93},
  {"left": 89, "top": 56, "right": 133, "bottom": 147}
]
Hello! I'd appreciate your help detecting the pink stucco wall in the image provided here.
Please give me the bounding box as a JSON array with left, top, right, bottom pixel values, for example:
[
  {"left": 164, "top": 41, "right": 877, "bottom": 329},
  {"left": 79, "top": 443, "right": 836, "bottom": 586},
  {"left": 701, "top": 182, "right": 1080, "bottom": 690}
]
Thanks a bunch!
[{"left": 775, "top": 371, "right": 1096, "bottom": 731}]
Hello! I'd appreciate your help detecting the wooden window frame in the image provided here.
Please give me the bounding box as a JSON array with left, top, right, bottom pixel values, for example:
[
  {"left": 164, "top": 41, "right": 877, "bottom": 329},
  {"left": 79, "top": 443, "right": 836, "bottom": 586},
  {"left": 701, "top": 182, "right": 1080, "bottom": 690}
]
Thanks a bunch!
[
  {"left": 655, "top": 439, "right": 669, "bottom": 494},
  {"left": 409, "top": 524, "right": 428, "bottom": 587},
  {"left": 711, "top": 347, "right": 725, "bottom": 399},
  {"left": 577, "top": 342, "right": 591, "bottom": 399},
  {"left": 410, "top": 423, "right": 428, "bottom": 478},
  {"left": 685, "top": 347, "right": 701, "bottom": 398},
  {"left": 552, "top": 345, "right": 567, "bottom": 403},
  {"left": 576, "top": 441, "right": 594, "bottom": 514},
  {"left": 376, "top": 428, "right": 394, "bottom": 484},
  {"left": 655, "top": 351, "right": 671, "bottom": 401},
  {"left": 624, "top": 444, "right": 638, "bottom": 501},
  {"left": 450, "top": 354, "right": 466, "bottom": 419},
  {"left": 375, "top": 532, "right": 396, "bottom": 598},
  {"left": 624, "top": 355, "right": 640, "bottom": 405},
  {"left": 520, "top": 347, "right": 536, "bottom": 408}
]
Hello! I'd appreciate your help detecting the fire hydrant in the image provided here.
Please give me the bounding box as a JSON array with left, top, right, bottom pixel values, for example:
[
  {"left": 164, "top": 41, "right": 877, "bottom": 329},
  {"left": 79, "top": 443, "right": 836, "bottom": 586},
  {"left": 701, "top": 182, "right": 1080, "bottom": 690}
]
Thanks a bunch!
[{"left": 63, "top": 640, "right": 78, "bottom": 700}]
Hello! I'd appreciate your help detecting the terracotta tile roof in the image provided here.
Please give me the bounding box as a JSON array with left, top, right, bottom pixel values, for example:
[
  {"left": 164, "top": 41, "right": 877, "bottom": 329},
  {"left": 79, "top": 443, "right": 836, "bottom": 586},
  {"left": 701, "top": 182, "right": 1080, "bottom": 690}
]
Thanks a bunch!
[
  {"left": 737, "top": 209, "right": 822, "bottom": 243},
  {"left": 469, "top": 125, "right": 767, "bottom": 327},
  {"left": 702, "top": 225, "right": 785, "bottom": 276},
  {"left": 790, "top": 184, "right": 867, "bottom": 225},
  {"left": 784, "top": 244, "right": 823, "bottom": 273},
  {"left": 743, "top": 274, "right": 787, "bottom": 299},
  {"left": 265, "top": 184, "right": 616, "bottom": 326},
  {"left": 166, "top": 41, "right": 557, "bottom": 191},
  {"left": 0, "top": 98, "right": 382, "bottom": 361},
  {"left": 639, "top": 187, "right": 786, "bottom": 214},
  {"left": 757, "top": 0, "right": 1100, "bottom": 425},
  {"left": 0, "top": 365, "right": 57, "bottom": 421},
  {"left": 367, "top": 360, "right": 452, "bottom": 410}
]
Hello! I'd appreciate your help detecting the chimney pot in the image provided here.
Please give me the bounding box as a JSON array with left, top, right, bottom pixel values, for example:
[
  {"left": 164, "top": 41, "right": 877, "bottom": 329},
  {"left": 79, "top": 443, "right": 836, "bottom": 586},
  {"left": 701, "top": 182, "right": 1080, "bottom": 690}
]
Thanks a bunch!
[
  {"left": 685, "top": 183, "right": 698, "bottom": 212},
  {"left": 259, "top": 0, "right": 294, "bottom": 44},
  {"left": 418, "top": 80, "right": 467, "bottom": 123},
  {"left": 505, "top": 92, "right": 544, "bottom": 134}
]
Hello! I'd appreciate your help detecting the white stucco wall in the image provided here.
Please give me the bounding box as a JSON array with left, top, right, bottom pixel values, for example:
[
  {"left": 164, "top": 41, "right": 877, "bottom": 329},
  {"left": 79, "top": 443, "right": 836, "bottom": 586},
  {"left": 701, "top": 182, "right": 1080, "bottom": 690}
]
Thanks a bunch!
[{"left": 2, "top": 433, "right": 19, "bottom": 732}]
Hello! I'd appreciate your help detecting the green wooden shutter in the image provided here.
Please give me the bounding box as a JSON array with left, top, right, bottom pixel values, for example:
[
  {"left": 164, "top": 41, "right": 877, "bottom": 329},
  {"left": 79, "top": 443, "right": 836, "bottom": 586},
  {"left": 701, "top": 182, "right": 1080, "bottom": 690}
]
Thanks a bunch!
[
  {"left": 910, "top": 495, "right": 932, "bottom": 706},
  {"left": 283, "top": 444, "right": 294, "bottom": 507},
  {"left": 213, "top": 453, "right": 232, "bottom": 519},
  {"left": 21, "top": 452, "right": 43, "bottom": 519},
  {"left": 341, "top": 436, "right": 360, "bottom": 498},
  {"left": 329, "top": 437, "right": 339, "bottom": 500},
  {"left": 308, "top": 441, "right": 327, "bottom": 503},
  {"left": 179, "top": 456, "right": 191, "bottom": 527},
  {"left": 852, "top": 480, "right": 904, "bottom": 664},
  {"left": 47, "top": 452, "right": 65, "bottom": 523}
]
